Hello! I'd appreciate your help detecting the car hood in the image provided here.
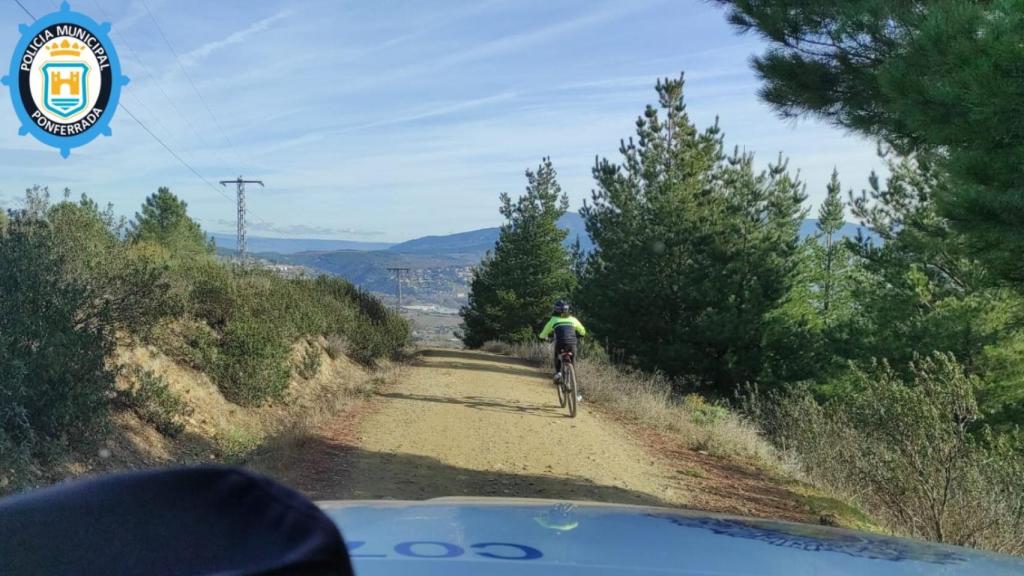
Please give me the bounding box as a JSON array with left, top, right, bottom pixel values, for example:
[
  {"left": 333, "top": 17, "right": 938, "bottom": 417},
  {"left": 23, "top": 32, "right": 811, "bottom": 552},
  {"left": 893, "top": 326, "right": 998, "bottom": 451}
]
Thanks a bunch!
[{"left": 319, "top": 497, "right": 1023, "bottom": 575}]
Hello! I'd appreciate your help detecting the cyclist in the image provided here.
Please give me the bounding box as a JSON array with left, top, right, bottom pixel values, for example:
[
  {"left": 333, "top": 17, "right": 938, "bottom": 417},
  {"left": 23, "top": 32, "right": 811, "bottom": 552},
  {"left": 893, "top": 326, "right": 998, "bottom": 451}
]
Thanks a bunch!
[{"left": 538, "top": 300, "right": 586, "bottom": 395}]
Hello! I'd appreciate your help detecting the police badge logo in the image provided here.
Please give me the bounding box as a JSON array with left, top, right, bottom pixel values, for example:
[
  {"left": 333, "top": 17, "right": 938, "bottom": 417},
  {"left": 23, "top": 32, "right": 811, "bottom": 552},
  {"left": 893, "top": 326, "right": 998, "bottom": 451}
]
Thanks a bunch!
[{"left": 2, "top": 1, "right": 128, "bottom": 157}]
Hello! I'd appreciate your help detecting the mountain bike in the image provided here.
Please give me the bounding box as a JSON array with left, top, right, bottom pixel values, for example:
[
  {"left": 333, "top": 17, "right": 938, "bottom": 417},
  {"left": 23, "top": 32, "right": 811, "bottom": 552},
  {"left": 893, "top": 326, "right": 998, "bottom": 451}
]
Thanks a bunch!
[{"left": 557, "top": 350, "right": 579, "bottom": 418}]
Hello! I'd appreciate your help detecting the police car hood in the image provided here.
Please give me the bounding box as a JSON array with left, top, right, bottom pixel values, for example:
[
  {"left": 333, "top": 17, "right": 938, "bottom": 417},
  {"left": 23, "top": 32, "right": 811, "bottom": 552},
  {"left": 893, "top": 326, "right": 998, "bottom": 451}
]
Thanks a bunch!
[{"left": 320, "top": 497, "right": 1023, "bottom": 575}]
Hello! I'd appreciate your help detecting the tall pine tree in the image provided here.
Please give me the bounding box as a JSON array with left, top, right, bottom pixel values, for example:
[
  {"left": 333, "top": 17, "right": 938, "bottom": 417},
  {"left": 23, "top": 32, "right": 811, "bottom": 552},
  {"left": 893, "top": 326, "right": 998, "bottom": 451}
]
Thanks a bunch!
[
  {"left": 579, "top": 76, "right": 806, "bottom": 392},
  {"left": 459, "top": 158, "right": 576, "bottom": 347},
  {"left": 714, "top": 0, "right": 1024, "bottom": 285},
  {"left": 129, "top": 187, "right": 212, "bottom": 260},
  {"left": 816, "top": 168, "right": 846, "bottom": 323}
]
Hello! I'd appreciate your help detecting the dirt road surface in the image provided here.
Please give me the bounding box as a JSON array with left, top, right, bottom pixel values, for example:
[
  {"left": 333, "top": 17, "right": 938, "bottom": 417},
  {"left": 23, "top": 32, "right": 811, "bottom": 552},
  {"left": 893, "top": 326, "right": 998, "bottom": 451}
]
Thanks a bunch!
[{"left": 270, "top": 349, "right": 811, "bottom": 520}]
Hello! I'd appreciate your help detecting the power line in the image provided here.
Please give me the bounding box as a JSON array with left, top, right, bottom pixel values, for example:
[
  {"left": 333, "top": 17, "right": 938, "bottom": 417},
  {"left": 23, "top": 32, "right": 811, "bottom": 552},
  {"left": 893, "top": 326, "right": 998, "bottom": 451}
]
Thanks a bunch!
[
  {"left": 11, "top": 0, "right": 34, "bottom": 19},
  {"left": 91, "top": 0, "right": 242, "bottom": 176},
  {"left": 139, "top": 0, "right": 251, "bottom": 174},
  {"left": 12, "top": 0, "right": 237, "bottom": 208},
  {"left": 119, "top": 104, "right": 236, "bottom": 206},
  {"left": 11, "top": 0, "right": 293, "bottom": 241}
]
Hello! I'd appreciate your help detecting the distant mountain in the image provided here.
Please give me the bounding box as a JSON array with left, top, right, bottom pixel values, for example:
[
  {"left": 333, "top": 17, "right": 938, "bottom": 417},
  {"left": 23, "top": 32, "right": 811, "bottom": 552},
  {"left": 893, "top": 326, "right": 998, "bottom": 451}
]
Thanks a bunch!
[
  {"left": 389, "top": 212, "right": 592, "bottom": 256},
  {"left": 254, "top": 216, "right": 878, "bottom": 308},
  {"left": 211, "top": 233, "right": 392, "bottom": 254},
  {"left": 267, "top": 249, "right": 475, "bottom": 308},
  {"left": 388, "top": 227, "right": 499, "bottom": 255},
  {"left": 799, "top": 219, "right": 879, "bottom": 243},
  {"left": 385, "top": 215, "right": 873, "bottom": 259}
]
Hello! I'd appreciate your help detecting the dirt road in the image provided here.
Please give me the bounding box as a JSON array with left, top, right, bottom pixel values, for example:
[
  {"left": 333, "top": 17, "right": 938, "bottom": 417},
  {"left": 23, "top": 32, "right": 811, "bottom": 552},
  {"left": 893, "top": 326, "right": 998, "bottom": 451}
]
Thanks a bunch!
[{"left": 270, "top": 349, "right": 812, "bottom": 520}]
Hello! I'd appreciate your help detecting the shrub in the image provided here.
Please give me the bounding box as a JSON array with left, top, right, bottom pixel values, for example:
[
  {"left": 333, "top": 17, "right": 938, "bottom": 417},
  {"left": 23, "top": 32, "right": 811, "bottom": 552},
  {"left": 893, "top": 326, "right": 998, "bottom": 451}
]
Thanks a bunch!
[
  {"left": 745, "top": 353, "right": 1024, "bottom": 555},
  {"left": 325, "top": 334, "right": 347, "bottom": 360},
  {"left": 481, "top": 340, "right": 512, "bottom": 355},
  {"left": 0, "top": 408, "right": 37, "bottom": 494},
  {"left": 296, "top": 344, "right": 322, "bottom": 380},
  {"left": 149, "top": 319, "right": 220, "bottom": 371},
  {"left": 346, "top": 313, "right": 411, "bottom": 364},
  {"left": 1, "top": 205, "right": 114, "bottom": 461},
  {"left": 213, "top": 316, "right": 291, "bottom": 406},
  {"left": 116, "top": 367, "right": 192, "bottom": 438},
  {"left": 183, "top": 259, "right": 238, "bottom": 331}
]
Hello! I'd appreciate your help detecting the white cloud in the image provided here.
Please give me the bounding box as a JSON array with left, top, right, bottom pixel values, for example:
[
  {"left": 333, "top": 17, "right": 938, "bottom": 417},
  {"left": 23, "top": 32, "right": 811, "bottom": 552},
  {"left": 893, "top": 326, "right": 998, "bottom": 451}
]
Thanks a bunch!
[{"left": 179, "top": 10, "right": 292, "bottom": 68}]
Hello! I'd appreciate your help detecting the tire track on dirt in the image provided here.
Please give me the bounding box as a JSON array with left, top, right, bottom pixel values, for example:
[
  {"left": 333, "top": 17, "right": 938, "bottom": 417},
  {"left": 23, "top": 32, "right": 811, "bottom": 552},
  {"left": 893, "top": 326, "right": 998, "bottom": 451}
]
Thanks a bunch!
[{"left": 285, "top": 349, "right": 683, "bottom": 505}]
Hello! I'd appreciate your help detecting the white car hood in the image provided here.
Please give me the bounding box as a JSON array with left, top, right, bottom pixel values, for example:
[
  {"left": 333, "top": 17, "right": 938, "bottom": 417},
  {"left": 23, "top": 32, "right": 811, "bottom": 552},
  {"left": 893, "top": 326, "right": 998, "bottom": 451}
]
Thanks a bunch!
[{"left": 320, "top": 497, "right": 1023, "bottom": 575}]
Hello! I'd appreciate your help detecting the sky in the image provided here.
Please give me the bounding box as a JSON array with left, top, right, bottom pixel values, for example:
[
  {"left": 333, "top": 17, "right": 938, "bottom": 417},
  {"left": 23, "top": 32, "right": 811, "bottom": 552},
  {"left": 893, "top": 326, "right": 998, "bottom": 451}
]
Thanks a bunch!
[{"left": 0, "top": 0, "right": 882, "bottom": 242}]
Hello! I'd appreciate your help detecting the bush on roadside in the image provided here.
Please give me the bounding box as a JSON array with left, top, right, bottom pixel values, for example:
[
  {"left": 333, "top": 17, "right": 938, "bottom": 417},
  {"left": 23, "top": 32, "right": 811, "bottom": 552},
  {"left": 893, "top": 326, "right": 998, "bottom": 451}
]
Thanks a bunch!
[
  {"left": 0, "top": 190, "right": 170, "bottom": 490},
  {"left": 481, "top": 340, "right": 512, "bottom": 355},
  {"left": 149, "top": 319, "right": 220, "bottom": 371},
  {"left": 213, "top": 315, "right": 292, "bottom": 406},
  {"left": 325, "top": 334, "right": 347, "bottom": 360},
  {"left": 744, "top": 352, "right": 1024, "bottom": 555},
  {"left": 116, "top": 367, "right": 192, "bottom": 438},
  {"left": 164, "top": 264, "right": 409, "bottom": 402}
]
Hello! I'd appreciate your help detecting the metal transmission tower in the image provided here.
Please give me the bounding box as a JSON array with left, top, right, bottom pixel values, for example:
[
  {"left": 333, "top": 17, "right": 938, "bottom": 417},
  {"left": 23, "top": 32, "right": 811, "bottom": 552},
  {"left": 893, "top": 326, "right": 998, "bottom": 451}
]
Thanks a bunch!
[
  {"left": 219, "top": 176, "right": 264, "bottom": 261},
  {"left": 387, "top": 267, "right": 411, "bottom": 311}
]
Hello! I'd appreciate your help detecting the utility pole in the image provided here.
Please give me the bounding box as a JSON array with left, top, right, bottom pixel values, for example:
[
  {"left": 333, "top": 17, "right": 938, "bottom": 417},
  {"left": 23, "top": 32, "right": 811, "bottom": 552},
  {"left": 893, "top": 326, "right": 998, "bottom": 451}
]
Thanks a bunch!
[
  {"left": 387, "top": 267, "right": 410, "bottom": 312},
  {"left": 219, "top": 176, "right": 264, "bottom": 262}
]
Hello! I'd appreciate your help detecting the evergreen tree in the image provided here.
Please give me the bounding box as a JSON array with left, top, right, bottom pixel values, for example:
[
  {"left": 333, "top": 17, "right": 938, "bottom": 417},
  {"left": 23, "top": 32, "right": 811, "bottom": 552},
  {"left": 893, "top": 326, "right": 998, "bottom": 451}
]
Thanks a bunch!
[
  {"left": 833, "top": 152, "right": 1024, "bottom": 425},
  {"left": 459, "top": 158, "right": 576, "bottom": 347},
  {"left": 579, "top": 76, "right": 806, "bottom": 392},
  {"left": 714, "top": 0, "right": 1024, "bottom": 285},
  {"left": 129, "top": 187, "right": 212, "bottom": 259},
  {"left": 816, "top": 169, "right": 846, "bottom": 323}
]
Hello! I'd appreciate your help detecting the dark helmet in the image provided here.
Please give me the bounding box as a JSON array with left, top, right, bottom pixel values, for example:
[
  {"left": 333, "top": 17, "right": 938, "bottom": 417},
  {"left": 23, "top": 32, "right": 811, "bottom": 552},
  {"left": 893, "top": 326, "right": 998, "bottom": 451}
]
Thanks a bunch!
[{"left": 554, "top": 299, "right": 569, "bottom": 314}]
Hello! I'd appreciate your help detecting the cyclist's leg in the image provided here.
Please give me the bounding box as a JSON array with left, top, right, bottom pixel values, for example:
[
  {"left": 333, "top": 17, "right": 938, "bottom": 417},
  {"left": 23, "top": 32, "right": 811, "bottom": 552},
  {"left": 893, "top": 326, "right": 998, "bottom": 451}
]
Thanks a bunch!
[{"left": 553, "top": 343, "right": 562, "bottom": 380}]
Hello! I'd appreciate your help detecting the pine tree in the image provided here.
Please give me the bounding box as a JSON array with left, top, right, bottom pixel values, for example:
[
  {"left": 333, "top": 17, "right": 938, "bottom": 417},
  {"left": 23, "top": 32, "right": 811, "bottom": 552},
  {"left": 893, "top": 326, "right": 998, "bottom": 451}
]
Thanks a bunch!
[
  {"left": 817, "top": 169, "right": 845, "bottom": 320},
  {"left": 714, "top": 0, "right": 1024, "bottom": 285},
  {"left": 459, "top": 158, "right": 576, "bottom": 347},
  {"left": 580, "top": 76, "right": 806, "bottom": 392},
  {"left": 129, "top": 187, "right": 212, "bottom": 259}
]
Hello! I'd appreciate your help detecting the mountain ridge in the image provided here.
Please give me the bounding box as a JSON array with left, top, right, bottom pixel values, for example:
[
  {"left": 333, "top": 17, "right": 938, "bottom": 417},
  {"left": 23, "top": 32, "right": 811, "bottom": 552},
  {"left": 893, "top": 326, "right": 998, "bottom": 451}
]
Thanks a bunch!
[{"left": 245, "top": 215, "right": 876, "bottom": 307}]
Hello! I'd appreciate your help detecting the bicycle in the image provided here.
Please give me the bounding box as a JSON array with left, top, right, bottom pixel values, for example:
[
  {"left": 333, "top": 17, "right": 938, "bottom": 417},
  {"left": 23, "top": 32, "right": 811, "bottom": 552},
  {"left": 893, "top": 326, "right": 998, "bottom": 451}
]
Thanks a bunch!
[{"left": 556, "top": 350, "right": 579, "bottom": 418}]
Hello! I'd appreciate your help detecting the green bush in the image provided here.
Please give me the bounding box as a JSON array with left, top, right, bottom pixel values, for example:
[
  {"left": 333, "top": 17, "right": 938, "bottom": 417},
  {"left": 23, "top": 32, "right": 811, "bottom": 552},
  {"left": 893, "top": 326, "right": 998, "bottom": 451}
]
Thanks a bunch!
[
  {"left": 681, "top": 394, "right": 729, "bottom": 426},
  {"left": 0, "top": 191, "right": 167, "bottom": 476},
  {"left": 0, "top": 187, "right": 409, "bottom": 494},
  {"left": 213, "top": 315, "right": 292, "bottom": 406},
  {"left": 163, "top": 263, "right": 409, "bottom": 404},
  {"left": 149, "top": 319, "right": 220, "bottom": 371},
  {"left": 744, "top": 353, "right": 1024, "bottom": 555},
  {"left": 116, "top": 367, "right": 192, "bottom": 438},
  {"left": 0, "top": 406, "right": 38, "bottom": 493}
]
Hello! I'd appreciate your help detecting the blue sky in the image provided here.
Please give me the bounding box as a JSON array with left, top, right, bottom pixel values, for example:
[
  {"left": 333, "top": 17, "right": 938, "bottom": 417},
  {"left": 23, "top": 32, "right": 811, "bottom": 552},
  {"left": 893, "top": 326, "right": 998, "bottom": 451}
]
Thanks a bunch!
[{"left": 0, "top": 0, "right": 881, "bottom": 242}]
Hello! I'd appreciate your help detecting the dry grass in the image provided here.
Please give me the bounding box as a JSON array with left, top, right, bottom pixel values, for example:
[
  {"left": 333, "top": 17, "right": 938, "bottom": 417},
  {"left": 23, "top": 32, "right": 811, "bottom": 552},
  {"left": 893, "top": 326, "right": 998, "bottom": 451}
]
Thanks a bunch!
[
  {"left": 245, "top": 362, "right": 401, "bottom": 475},
  {"left": 325, "top": 334, "right": 348, "bottom": 360},
  {"left": 498, "top": 341, "right": 796, "bottom": 476},
  {"left": 102, "top": 340, "right": 399, "bottom": 471}
]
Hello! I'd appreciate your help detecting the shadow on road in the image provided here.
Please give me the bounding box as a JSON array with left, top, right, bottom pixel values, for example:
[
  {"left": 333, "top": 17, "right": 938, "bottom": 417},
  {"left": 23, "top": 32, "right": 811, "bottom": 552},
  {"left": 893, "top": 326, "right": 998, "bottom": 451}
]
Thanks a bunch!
[
  {"left": 376, "top": 391, "right": 565, "bottom": 419},
  {"left": 419, "top": 348, "right": 540, "bottom": 367},
  {"left": 417, "top": 359, "right": 544, "bottom": 379},
  {"left": 263, "top": 433, "right": 672, "bottom": 507}
]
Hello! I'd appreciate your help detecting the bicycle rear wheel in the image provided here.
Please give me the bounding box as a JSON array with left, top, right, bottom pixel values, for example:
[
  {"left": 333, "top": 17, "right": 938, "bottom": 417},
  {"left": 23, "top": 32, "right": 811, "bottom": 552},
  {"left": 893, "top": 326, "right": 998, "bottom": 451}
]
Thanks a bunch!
[{"left": 566, "top": 363, "right": 578, "bottom": 418}]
